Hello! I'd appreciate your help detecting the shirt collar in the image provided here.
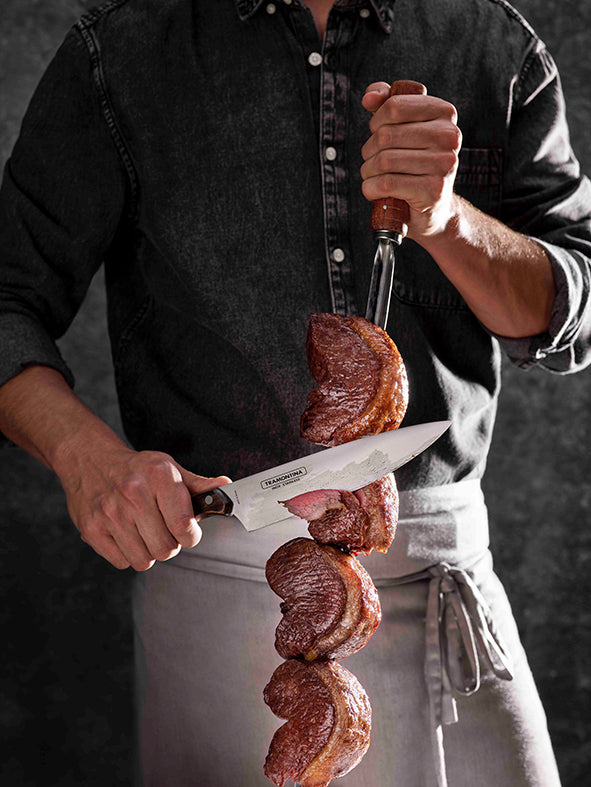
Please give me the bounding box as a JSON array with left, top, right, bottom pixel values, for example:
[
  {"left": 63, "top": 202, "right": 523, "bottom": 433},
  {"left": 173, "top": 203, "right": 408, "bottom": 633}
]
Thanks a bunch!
[{"left": 234, "top": 0, "right": 394, "bottom": 34}]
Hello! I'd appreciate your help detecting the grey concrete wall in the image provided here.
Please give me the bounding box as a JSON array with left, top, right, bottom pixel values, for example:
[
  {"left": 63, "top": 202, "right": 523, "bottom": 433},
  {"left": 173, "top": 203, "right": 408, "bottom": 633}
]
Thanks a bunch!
[{"left": 0, "top": 1, "right": 589, "bottom": 784}]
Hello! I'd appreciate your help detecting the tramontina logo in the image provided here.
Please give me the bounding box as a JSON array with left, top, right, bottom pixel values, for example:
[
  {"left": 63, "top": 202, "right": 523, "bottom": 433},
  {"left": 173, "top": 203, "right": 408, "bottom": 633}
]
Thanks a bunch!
[{"left": 261, "top": 466, "right": 307, "bottom": 490}]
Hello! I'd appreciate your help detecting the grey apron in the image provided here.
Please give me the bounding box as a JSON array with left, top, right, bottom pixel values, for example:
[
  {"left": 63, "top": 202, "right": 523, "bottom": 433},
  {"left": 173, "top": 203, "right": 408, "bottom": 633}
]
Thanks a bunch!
[{"left": 133, "top": 480, "right": 561, "bottom": 786}]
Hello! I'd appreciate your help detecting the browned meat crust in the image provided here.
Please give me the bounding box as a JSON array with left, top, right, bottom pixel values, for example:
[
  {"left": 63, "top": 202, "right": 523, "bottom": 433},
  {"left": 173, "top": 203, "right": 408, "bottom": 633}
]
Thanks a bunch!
[
  {"left": 263, "top": 311, "right": 406, "bottom": 786},
  {"left": 266, "top": 538, "right": 381, "bottom": 662},
  {"left": 282, "top": 473, "right": 399, "bottom": 555},
  {"left": 263, "top": 659, "right": 372, "bottom": 787},
  {"left": 349, "top": 474, "right": 399, "bottom": 554},
  {"left": 301, "top": 313, "right": 408, "bottom": 446}
]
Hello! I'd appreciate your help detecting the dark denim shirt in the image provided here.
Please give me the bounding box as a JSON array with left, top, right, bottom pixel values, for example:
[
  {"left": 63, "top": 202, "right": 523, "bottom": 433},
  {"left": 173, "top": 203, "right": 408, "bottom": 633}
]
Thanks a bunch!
[{"left": 1, "top": 0, "right": 590, "bottom": 489}]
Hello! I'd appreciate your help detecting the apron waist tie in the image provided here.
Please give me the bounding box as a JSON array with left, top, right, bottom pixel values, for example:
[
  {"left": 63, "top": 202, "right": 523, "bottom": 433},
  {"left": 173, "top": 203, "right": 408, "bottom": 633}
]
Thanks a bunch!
[{"left": 381, "top": 562, "right": 514, "bottom": 787}]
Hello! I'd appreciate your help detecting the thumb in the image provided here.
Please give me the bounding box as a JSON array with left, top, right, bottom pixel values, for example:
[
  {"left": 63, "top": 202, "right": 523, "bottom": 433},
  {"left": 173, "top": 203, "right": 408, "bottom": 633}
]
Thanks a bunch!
[
  {"left": 362, "top": 81, "right": 391, "bottom": 113},
  {"left": 179, "top": 470, "right": 232, "bottom": 497}
]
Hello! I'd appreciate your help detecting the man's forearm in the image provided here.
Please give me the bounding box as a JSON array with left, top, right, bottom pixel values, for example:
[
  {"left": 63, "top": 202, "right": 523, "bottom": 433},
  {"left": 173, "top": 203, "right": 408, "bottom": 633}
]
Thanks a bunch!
[
  {"left": 0, "top": 365, "right": 128, "bottom": 477},
  {"left": 360, "top": 87, "right": 557, "bottom": 339},
  {"left": 419, "top": 196, "right": 556, "bottom": 339}
]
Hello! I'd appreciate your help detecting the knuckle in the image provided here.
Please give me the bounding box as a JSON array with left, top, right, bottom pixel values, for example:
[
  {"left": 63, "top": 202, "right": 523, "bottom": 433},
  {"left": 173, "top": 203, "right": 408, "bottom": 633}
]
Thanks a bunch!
[
  {"left": 377, "top": 149, "right": 397, "bottom": 172},
  {"left": 386, "top": 99, "right": 402, "bottom": 122},
  {"left": 136, "top": 450, "right": 173, "bottom": 471},
  {"left": 443, "top": 101, "right": 458, "bottom": 122},
  {"left": 379, "top": 173, "right": 396, "bottom": 193},
  {"left": 172, "top": 516, "right": 197, "bottom": 538},
  {"left": 100, "top": 496, "right": 121, "bottom": 522},
  {"left": 173, "top": 515, "right": 193, "bottom": 534},
  {"left": 173, "top": 518, "right": 202, "bottom": 547},
  {"left": 150, "top": 455, "right": 182, "bottom": 483},
  {"left": 448, "top": 125, "right": 462, "bottom": 151},
  {"left": 373, "top": 150, "right": 387, "bottom": 173},
  {"left": 152, "top": 456, "right": 174, "bottom": 474},
  {"left": 78, "top": 524, "right": 94, "bottom": 546},
  {"left": 375, "top": 125, "right": 392, "bottom": 148},
  {"left": 119, "top": 471, "right": 147, "bottom": 498},
  {"left": 439, "top": 151, "right": 458, "bottom": 175},
  {"left": 78, "top": 513, "right": 103, "bottom": 544}
]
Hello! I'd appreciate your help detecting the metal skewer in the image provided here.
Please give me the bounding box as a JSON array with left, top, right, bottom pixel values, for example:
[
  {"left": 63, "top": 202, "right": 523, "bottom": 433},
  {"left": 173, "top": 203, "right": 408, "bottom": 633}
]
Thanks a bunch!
[{"left": 365, "top": 230, "right": 398, "bottom": 330}]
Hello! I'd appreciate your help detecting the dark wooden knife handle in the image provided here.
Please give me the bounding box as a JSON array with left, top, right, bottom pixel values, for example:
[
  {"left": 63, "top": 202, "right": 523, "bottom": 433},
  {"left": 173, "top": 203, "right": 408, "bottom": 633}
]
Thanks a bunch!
[
  {"left": 192, "top": 487, "right": 233, "bottom": 518},
  {"left": 370, "top": 79, "right": 428, "bottom": 239}
]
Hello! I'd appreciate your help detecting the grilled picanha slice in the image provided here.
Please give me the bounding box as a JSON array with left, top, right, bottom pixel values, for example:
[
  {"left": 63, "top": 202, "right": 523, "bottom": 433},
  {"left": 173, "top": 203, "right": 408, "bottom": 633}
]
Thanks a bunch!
[
  {"left": 266, "top": 537, "right": 381, "bottom": 662},
  {"left": 263, "top": 658, "right": 372, "bottom": 787},
  {"left": 301, "top": 313, "right": 408, "bottom": 446},
  {"left": 281, "top": 473, "right": 399, "bottom": 555}
]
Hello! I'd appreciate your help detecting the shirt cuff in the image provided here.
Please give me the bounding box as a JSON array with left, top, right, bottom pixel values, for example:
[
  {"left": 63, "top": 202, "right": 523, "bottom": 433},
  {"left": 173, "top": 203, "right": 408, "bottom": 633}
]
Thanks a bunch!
[
  {"left": 492, "top": 239, "right": 590, "bottom": 372},
  {"left": 0, "top": 311, "right": 75, "bottom": 447}
]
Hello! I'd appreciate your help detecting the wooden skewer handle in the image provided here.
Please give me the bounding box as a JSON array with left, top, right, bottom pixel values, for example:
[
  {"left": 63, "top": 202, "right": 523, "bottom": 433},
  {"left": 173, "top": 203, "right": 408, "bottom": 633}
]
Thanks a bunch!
[{"left": 370, "top": 80, "right": 428, "bottom": 239}]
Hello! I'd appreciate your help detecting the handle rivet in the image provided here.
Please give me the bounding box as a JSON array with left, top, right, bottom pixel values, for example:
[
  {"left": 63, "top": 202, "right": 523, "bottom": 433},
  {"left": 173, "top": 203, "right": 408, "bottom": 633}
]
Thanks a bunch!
[{"left": 205, "top": 495, "right": 213, "bottom": 505}]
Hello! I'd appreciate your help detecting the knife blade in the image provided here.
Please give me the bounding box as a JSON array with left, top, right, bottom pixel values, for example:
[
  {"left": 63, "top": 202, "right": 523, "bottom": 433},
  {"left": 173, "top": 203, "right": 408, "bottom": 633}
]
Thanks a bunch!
[
  {"left": 192, "top": 420, "right": 450, "bottom": 531},
  {"left": 365, "top": 79, "right": 427, "bottom": 330}
]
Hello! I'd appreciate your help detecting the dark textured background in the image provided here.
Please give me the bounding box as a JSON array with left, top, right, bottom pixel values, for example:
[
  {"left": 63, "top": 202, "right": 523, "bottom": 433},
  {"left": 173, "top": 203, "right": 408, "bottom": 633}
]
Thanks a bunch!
[{"left": 0, "top": 1, "right": 590, "bottom": 785}]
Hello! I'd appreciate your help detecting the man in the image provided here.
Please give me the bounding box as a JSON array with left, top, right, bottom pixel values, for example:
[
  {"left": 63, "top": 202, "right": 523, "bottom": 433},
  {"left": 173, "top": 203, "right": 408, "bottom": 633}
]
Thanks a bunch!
[{"left": 0, "top": 0, "right": 589, "bottom": 784}]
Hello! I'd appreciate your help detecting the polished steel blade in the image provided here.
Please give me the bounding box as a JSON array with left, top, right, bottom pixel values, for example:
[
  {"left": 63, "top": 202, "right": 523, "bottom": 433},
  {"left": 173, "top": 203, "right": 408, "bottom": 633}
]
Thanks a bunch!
[
  {"left": 221, "top": 420, "right": 450, "bottom": 531},
  {"left": 365, "top": 237, "right": 396, "bottom": 330}
]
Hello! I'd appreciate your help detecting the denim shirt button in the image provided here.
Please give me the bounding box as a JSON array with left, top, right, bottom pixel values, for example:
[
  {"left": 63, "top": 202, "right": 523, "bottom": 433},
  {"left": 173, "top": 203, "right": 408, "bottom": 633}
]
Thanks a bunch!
[
  {"left": 308, "top": 52, "right": 323, "bottom": 67},
  {"left": 266, "top": 3, "right": 277, "bottom": 14},
  {"left": 332, "top": 248, "right": 345, "bottom": 263},
  {"left": 359, "top": 8, "right": 370, "bottom": 18},
  {"left": 283, "top": 0, "right": 292, "bottom": 4},
  {"left": 325, "top": 146, "right": 337, "bottom": 161}
]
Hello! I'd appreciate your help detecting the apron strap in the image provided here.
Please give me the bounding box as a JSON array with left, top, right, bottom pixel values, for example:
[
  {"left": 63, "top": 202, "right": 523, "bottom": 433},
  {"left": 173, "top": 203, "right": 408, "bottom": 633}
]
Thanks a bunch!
[{"left": 381, "top": 561, "right": 514, "bottom": 787}]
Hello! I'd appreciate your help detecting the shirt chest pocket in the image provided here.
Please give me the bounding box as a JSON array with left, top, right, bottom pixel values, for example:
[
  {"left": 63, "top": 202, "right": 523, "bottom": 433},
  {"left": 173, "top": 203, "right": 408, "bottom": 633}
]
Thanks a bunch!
[{"left": 392, "top": 147, "right": 503, "bottom": 310}]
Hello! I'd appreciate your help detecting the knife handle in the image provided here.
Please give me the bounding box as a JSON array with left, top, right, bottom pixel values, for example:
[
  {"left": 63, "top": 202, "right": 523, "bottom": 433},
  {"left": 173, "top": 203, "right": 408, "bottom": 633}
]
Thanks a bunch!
[
  {"left": 192, "top": 487, "right": 233, "bottom": 518},
  {"left": 370, "top": 80, "right": 427, "bottom": 241}
]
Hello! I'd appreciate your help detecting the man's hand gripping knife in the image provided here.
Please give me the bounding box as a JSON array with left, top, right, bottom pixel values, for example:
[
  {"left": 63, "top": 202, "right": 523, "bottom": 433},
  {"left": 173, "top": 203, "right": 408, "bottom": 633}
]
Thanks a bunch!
[{"left": 0, "top": 365, "right": 230, "bottom": 571}]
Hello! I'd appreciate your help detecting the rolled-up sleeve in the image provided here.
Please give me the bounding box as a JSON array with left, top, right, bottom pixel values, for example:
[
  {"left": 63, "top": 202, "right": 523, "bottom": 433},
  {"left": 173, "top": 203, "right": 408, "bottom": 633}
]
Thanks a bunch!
[
  {"left": 495, "top": 42, "right": 591, "bottom": 374},
  {"left": 0, "top": 27, "right": 129, "bottom": 392}
]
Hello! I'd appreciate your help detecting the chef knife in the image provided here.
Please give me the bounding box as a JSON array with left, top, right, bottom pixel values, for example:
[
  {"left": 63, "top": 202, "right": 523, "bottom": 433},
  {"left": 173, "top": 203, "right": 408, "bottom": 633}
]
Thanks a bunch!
[
  {"left": 365, "top": 80, "right": 427, "bottom": 329},
  {"left": 192, "top": 420, "right": 450, "bottom": 531}
]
